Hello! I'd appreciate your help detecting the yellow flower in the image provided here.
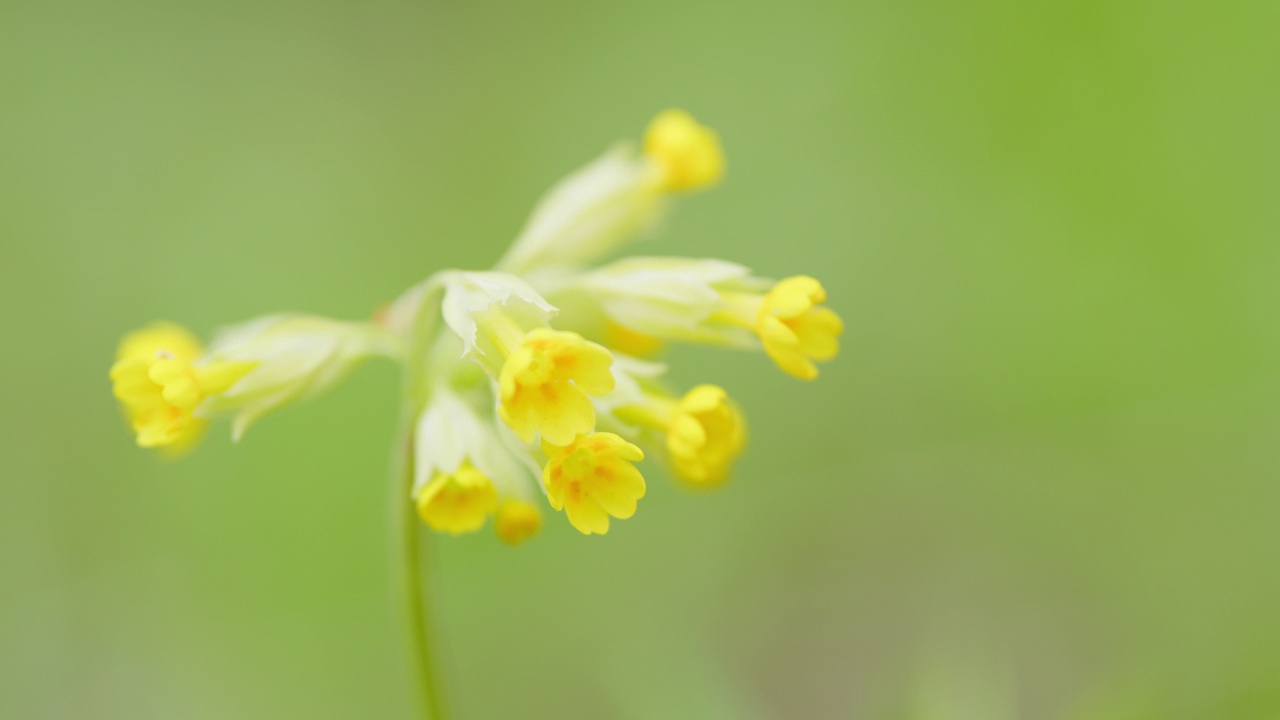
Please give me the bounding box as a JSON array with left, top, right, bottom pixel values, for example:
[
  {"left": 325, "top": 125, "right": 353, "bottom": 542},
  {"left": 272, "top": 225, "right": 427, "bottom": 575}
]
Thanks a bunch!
[
  {"left": 542, "top": 433, "right": 645, "bottom": 535},
  {"left": 109, "top": 322, "right": 255, "bottom": 449},
  {"left": 498, "top": 328, "right": 615, "bottom": 445},
  {"left": 495, "top": 499, "right": 542, "bottom": 546},
  {"left": 666, "top": 385, "right": 746, "bottom": 486},
  {"left": 440, "top": 272, "right": 617, "bottom": 445},
  {"left": 644, "top": 109, "right": 724, "bottom": 192},
  {"left": 565, "top": 260, "right": 841, "bottom": 379},
  {"left": 416, "top": 463, "right": 498, "bottom": 535},
  {"left": 412, "top": 388, "right": 543, "bottom": 540},
  {"left": 611, "top": 380, "right": 747, "bottom": 486},
  {"left": 755, "top": 276, "right": 843, "bottom": 380}
]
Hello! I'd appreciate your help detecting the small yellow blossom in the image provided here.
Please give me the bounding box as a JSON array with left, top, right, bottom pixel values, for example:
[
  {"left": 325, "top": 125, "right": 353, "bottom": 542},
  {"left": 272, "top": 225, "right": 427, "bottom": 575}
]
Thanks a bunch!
[
  {"left": 542, "top": 433, "right": 645, "bottom": 536},
  {"left": 412, "top": 388, "right": 539, "bottom": 538},
  {"left": 666, "top": 385, "right": 746, "bottom": 486},
  {"left": 612, "top": 382, "right": 747, "bottom": 486},
  {"left": 441, "top": 272, "right": 617, "bottom": 445},
  {"left": 110, "top": 322, "right": 255, "bottom": 449},
  {"left": 645, "top": 109, "right": 725, "bottom": 192},
  {"left": 416, "top": 463, "right": 499, "bottom": 535},
  {"left": 495, "top": 499, "right": 543, "bottom": 546},
  {"left": 498, "top": 328, "right": 615, "bottom": 445},
  {"left": 754, "top": 276, "right": 843, "bottom": 380},
  {"left": 569, "top": 259, "right": 841, "bottom": 379}
]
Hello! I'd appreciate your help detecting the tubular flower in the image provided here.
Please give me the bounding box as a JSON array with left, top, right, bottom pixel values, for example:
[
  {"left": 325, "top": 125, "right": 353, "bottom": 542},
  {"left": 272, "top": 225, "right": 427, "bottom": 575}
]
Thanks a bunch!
[
  {"left": 110, "top": 322, "right": 256, "bottom": 449},
  {"left": 610, "top": 374, "right": 747, "bottom": 487},
  {"left": 549, "top": 257, "right": 842, "bottom": 378},
  {"left": 112, "top": 110, "right": 840, "bottom": 544},
  {"left": 498, "top": 329, "right": 614, "bottom": 445},
  {"left": 495, "top": 108, "right": 722, "bottom": 275},
  {"left": 412, "top": 388, "right": 535, "bottom": 537},
  {"left": 110, "top": 316, "right": 396, "bottom": 452},
  {"left": 495, "top": 499, "right": 543, "bottom": 546},
  {"left": 751, "top": 276, "right": 843, "bottom": 380},
  {"left": 665, "top": 385, "right": 746, "bottom": 486},
  {"left": 644, "top": 109, "right": 725, "bottom": 192},
  {"left": 417, "top": 463, "right": 499, "bottom": 534},
  {"left": 441, "top": 272, "right": 615, "bottom": 445},
  {"left": 542, "top": 433, "right": 646, "bottom": 536}
]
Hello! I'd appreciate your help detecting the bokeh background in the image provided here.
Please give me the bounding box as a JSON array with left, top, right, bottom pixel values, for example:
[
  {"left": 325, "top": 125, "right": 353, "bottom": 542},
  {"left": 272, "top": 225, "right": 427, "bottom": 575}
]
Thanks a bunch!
[{"left": 3, "top": 1, "right": 1279, "bottom": 718}]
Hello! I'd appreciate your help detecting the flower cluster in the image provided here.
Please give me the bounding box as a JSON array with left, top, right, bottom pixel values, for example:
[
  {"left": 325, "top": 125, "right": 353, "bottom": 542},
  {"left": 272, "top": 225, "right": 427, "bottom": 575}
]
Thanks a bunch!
[{"left": 110, "top": 110, "right": 842, "bottom": 542}]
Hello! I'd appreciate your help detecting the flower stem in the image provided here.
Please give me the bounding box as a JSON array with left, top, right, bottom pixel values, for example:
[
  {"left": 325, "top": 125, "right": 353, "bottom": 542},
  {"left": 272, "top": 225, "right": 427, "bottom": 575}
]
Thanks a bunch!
[{"left": 394, "top": 426, "right": 449, "bottom": 720}]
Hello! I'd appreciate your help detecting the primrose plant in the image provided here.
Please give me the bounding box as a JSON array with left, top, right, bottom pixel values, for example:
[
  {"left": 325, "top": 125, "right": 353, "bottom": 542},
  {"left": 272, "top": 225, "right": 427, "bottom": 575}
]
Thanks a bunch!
[{"left": 109, "top": 110, "right": 842, "bottom": 717}]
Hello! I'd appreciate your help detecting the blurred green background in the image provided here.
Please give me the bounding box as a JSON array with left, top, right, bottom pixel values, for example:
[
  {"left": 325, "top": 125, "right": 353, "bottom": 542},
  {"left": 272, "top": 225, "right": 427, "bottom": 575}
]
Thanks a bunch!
[{"left": 3, "top": 0, "right": 1279, "bottom": 718}]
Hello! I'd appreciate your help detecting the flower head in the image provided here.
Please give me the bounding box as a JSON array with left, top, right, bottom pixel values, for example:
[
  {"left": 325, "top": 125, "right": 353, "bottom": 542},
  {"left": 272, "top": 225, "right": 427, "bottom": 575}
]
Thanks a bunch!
[
  {"left": 755, "top": 276, "right": 843, "bottom": 380},
  {"left": 498, "top": 329, "right": 614, "bottom": 445},
  {"left": 606, "top": 373, "right": 747, "bottom": 487},
  {"left": 112, "top": 111, "right": 840, "bottom": 547},
  {"left": 645, "top": 109, "right": 725, "bottom": 192},
  {"left": 554, "top": 258, "right": 842, "bottom": 379},
  {"left": 417, "top": 463, "right": 499, "bottom": 534},
  {"left": 666, "top": 385, "right": 746, "bottom": 486},
  {"left": 542, "top": 433, "right": 645, "bottom": 535},
  {"left": 441, "top": 272, "right": 616, "bottom": 445},
  {"left": 495, "top": 109, "right": 723, "bottom": 275},
  {"left": 110, "top": 322, "right": 255, "bottom": 450}
]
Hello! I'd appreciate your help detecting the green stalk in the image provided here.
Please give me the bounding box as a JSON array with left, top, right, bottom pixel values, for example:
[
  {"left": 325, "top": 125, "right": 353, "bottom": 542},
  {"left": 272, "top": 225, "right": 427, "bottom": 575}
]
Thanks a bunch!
[
  {"left": 393, "top": 424, "right": 449, "bottom": 720},
  {"left": 392, "top": 278, "right": 451, "bottom": 719}
]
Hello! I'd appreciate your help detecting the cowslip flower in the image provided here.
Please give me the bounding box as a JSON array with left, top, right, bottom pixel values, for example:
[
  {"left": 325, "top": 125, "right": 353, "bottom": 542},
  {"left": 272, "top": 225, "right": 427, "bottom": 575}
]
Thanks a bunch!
[
  {"left": 412, "top": 386, "right": 541, "bottom": 540},
  {"left": 568, "top": 257, "right": 842, "bottom": 379},
  {"left": 438, "top": 272, "right": 615, "bottom": 446},
  {"left": 110, "top": 110, "right": 839, "bottom": 543},
  {"left": 109, "top": 108, "right": 842, "bottom": 717},
  {"left": 110, "top": 322, "right": 256, "bottom": 451},
  {"left": 111, "top": 108, "right": 840, "bottom": 536},
  {"left": 542, "top": 432, "right": 645, "bottom": 536},
  {"left": 110, "top": 315, "right": 399, "bottom": 453},
  {"left": 624, "top": 383, "right": 746, "bottom": 487}
]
